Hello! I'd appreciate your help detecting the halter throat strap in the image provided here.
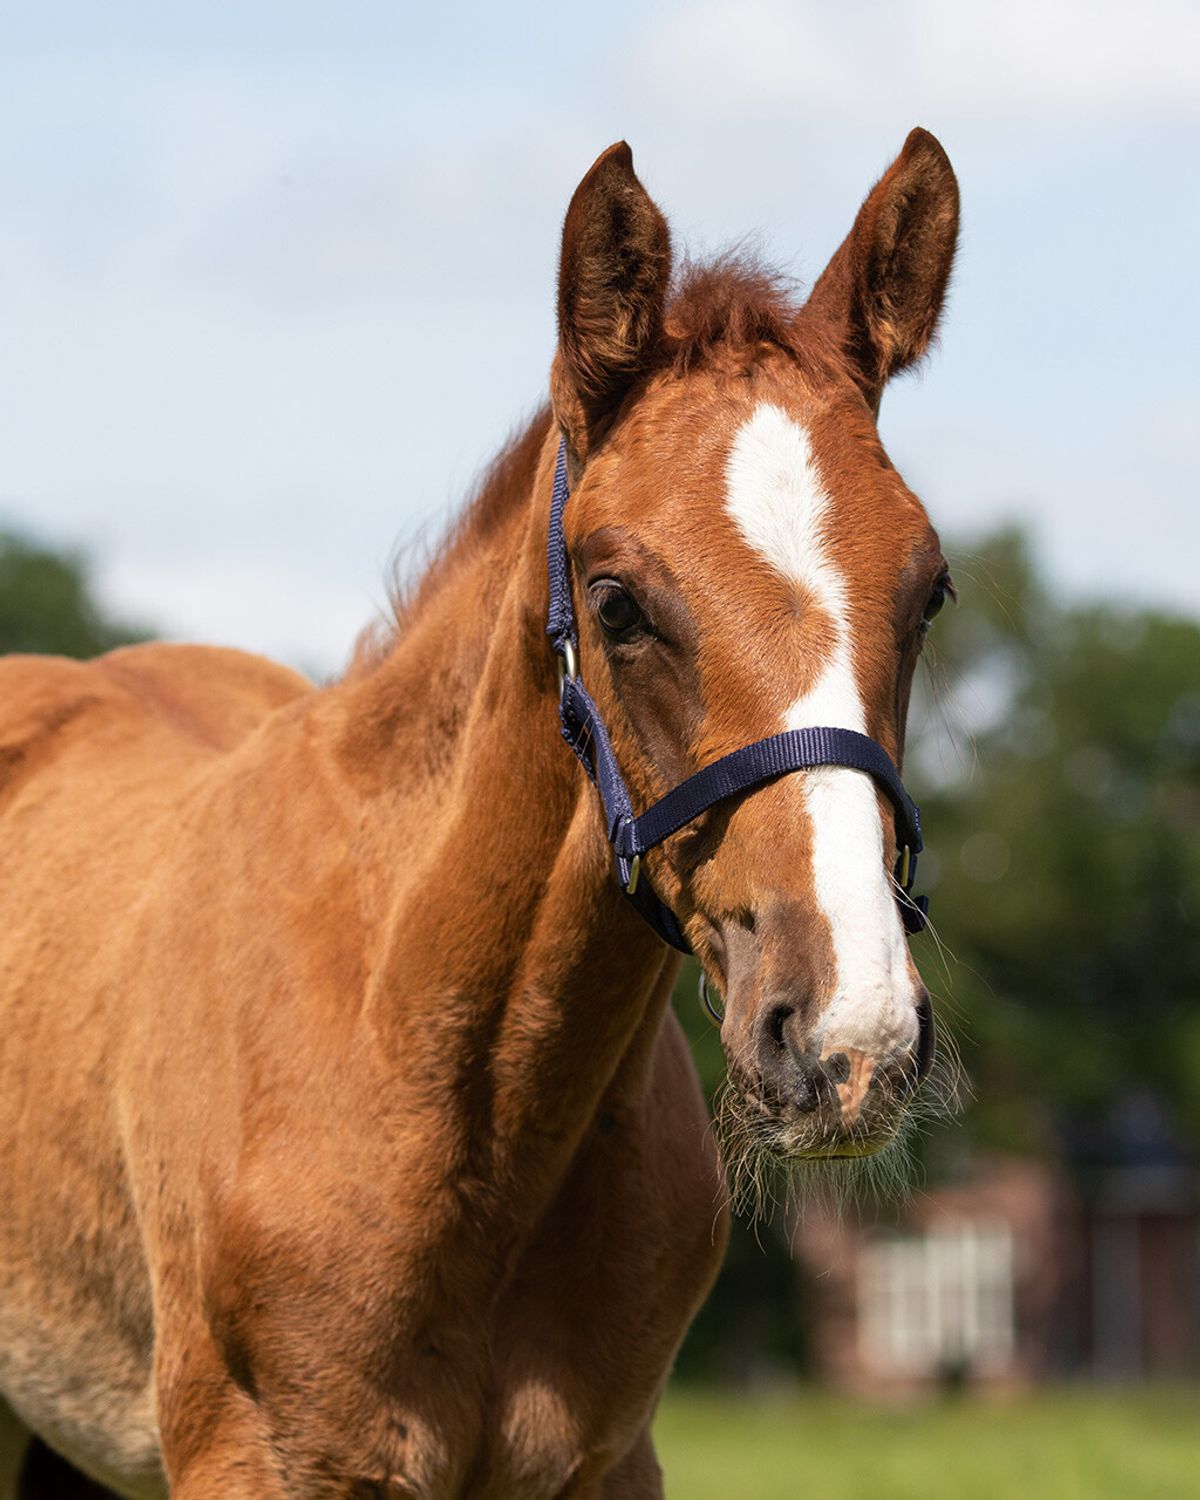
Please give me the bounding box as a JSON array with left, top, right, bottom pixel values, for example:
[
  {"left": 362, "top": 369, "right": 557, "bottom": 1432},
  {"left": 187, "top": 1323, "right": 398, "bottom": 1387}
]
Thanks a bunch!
[{"left": 545, "top": 438, "right": 928, "bottom": 954}]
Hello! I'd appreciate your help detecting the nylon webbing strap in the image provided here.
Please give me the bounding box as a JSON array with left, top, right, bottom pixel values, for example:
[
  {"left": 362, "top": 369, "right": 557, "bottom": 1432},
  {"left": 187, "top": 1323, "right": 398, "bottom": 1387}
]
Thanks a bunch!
[
  {"left": 546, "top": 439, "right": 575, "bottom": 659},
  {"left": 557, "top": 674, "right": 692, "bottom": 951},
  {"left": 545, "top": 438, "right": 928, "bottom": 953},
  {"left": 615, "top": 727, "right": 921, "bottom": 861}
]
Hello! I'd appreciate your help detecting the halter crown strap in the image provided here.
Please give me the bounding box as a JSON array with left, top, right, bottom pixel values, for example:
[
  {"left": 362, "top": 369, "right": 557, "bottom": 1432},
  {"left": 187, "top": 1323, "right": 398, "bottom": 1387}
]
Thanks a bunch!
[
  {"left": 546, "top": 438, "right": 928, "bottom": 954},
  {"left": 546, "top": 439, "right": 577, "bottom": 661}
]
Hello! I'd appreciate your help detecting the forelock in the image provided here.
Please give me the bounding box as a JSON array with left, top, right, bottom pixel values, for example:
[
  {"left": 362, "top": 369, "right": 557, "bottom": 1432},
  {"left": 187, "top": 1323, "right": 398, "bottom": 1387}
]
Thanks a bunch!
[{"left": 664, "top": 252, "right": 841, "bottom": 380}]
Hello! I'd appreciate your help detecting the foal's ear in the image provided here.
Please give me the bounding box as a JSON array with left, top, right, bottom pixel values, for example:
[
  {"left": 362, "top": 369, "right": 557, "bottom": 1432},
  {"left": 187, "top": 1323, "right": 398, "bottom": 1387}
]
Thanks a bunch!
[
  {"left": 552, "top": 142, "right": 672, "bottom": 461},
  {"left": 802, "top": 128, "right": 959, "bottom": 414}
]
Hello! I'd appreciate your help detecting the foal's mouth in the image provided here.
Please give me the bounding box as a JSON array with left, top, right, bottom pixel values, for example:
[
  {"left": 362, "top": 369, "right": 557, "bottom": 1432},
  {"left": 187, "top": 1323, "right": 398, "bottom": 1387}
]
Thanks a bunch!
[
  {"left": 735, "top": 1089, "right": 906, "bottom": 1160},
  {"left": 713, "top": 1080, "right": 922, "bottom": 1218},
  {"left": 717, "top": 1044, "right": 954, "bottom": 1218},
  {"left": 712, "top": 1005, "right": 951, "bottom": 1218},
  {"left": 785, "top": 1132, "right": 899, "bottom": 1161}
]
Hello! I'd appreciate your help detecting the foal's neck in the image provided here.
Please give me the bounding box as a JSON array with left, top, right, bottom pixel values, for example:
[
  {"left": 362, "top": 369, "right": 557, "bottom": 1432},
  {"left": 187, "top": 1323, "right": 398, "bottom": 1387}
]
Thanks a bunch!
[{"left": 322, "top": 431, "right": 673, "bottom": 1215}]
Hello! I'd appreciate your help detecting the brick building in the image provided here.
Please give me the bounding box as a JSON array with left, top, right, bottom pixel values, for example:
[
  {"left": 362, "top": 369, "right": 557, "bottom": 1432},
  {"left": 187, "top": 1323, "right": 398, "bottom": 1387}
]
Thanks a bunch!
[{"left": 793, "top": 1098, "right": 1199, "bottom": 1391}]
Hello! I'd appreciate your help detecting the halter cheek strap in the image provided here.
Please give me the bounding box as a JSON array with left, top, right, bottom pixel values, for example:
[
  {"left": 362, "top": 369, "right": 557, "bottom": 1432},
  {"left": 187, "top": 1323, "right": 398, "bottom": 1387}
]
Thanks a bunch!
[{"left": 545, "top": 438, "right": 928, "bottom": 955}]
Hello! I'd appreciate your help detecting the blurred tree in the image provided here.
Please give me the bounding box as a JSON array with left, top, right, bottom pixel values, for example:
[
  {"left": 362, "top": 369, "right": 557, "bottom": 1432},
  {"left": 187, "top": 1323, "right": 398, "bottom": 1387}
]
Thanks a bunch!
[
  {"left": 0, "top": 530, "right": 148, "bottom": 657},
  {"left": 914, "top": 531, "right": 1200, "bottom": 1147}
]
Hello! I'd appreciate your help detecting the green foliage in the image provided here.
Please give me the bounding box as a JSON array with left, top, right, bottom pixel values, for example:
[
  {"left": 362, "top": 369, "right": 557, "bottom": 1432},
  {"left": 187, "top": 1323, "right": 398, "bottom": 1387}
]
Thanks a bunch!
[
  {"left": 656, "top": 1388, "right": 1200, "bottom": 1500},
  {"left": 0, "top": 531, "right": 148, "bottom": 658},
  {"left": 915, "top": 532, "right": 1200, "bottom": 1146}
]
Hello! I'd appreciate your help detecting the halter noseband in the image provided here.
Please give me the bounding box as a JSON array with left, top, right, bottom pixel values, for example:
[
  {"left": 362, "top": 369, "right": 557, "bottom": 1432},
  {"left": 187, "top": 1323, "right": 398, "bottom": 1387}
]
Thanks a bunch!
[{"left": 545, "top": 438, "right": 929, "bottom": 955}]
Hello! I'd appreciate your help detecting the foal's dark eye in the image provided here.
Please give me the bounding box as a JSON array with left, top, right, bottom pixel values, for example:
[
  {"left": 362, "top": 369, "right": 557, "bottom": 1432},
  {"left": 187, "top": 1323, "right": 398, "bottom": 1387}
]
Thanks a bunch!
[
  {"left": 921, "top": 574, "right": 955, "bottom": 630},
  {"left": 593, "top": 584, "right": 644, "bottom": 638}
]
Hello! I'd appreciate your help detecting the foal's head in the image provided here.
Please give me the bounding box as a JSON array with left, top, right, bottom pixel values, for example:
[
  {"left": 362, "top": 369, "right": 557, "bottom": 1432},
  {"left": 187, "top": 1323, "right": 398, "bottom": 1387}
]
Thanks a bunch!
[{"left": 550, "top": 133, "right": 959, "bottom": 1178}]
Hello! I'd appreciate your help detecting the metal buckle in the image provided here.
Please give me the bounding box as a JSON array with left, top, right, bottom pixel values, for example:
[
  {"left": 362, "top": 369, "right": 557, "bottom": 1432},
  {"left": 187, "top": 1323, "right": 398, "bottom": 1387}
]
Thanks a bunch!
[
  {"left": 698, "top": 970, "right": 724, "bottom": 1025},
  {"left": 555, "top": 639, "right": 578, "bottom": 695},
  {"left": 896, "top": 843, "right": 912, "bottom": 890},
  {"left": 624, "top": 854, "right": 641, "bottom": 896}
]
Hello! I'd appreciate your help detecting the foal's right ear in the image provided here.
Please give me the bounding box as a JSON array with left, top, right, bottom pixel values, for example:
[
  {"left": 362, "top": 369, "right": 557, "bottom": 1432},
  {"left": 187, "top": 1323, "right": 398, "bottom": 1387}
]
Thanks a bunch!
[{"left": 552, "top": 142, "right": 672, "bottom": 462}]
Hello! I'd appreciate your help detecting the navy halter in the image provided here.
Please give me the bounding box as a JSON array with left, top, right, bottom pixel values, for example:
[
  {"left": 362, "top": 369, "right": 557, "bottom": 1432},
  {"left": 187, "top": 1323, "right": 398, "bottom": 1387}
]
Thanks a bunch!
[{"left": 546, "top": 439, "right": 928, "bottom": 954}]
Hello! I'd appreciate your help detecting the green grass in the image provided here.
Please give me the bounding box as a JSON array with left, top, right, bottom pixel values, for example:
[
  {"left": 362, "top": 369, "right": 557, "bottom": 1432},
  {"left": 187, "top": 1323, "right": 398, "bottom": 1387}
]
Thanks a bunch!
[{"left": 655, "top": 1387, "right": 1200, "bottom": 1500}]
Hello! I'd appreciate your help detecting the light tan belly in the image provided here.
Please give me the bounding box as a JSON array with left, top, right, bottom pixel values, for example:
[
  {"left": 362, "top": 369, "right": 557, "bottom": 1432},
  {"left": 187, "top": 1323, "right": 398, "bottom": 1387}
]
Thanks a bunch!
[{"left": 0, "top": 1294, "right": 164, "bottom": 1498}]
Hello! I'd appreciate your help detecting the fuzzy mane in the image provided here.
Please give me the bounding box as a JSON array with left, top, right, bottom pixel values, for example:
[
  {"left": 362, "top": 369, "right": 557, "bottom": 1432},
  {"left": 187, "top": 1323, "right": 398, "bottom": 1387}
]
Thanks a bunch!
[{"left": 347, "top": 253, "right": 825, "bottom": 677}]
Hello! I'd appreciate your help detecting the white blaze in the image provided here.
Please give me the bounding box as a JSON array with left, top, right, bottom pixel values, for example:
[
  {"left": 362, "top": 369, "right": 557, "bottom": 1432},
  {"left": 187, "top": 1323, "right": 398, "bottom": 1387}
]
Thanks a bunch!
[{"left": 724, "top": 403, "right": 917, "bottom": 1057}]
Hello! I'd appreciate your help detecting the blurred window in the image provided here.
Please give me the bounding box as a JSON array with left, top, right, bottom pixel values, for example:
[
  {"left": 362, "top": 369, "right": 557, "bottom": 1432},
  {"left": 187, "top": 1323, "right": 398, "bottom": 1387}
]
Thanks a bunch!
[{"left": 857, "top": 1221, "right": 1015, "bottom": 1377}]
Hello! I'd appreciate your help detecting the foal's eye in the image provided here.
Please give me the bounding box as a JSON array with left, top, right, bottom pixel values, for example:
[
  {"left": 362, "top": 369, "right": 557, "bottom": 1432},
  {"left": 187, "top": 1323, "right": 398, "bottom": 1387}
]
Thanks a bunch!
[
  {"left": 593, "top": 584, "right": 644, "bottom": 638},
  {"left": 921, "top": 574, "right": 955, "bottom": 630}
]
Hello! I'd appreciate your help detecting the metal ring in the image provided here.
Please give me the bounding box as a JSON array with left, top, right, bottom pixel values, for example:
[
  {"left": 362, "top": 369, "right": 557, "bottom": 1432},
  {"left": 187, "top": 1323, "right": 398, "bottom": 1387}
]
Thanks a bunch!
[
  {"left": 698, "top": 970, "right": 724, "bottom": 1025},
  {"left": 624, "top": 854, "right": 641, "bottom": 896}
]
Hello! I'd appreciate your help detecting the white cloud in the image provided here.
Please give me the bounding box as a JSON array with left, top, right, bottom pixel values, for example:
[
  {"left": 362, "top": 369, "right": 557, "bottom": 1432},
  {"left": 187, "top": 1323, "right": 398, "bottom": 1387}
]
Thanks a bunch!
[
  {"left": 97, "top": 549, "right": 376, "bottom": 676},
  {"left": 637, "top": 0, "right": 1200, "bottom": 121},
  {"left": 0, "top": 65, "right": 567, "bottom": 307}
]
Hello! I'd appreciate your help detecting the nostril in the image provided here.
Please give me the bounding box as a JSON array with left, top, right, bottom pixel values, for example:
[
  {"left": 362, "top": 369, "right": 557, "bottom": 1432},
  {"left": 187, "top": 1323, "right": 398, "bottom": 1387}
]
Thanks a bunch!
[
  {"left": 824, "top": 1051, "right": 850, "bottom": 1085},
  {"left": 766, "top": 1004, "right": 793, "bottom": 1052}
]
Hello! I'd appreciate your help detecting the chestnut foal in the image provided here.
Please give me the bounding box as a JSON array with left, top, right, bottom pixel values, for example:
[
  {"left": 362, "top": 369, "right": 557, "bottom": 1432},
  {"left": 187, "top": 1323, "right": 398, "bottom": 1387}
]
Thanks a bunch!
[{"left": 0, "top": 129, "right": 958, "bottom": 1498}]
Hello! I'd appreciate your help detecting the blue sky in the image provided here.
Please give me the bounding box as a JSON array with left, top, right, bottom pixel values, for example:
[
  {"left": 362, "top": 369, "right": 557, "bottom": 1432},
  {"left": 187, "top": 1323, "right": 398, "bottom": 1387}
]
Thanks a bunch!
[{"left": 2, "top": 1, "right": 1197, "bottom": 672}]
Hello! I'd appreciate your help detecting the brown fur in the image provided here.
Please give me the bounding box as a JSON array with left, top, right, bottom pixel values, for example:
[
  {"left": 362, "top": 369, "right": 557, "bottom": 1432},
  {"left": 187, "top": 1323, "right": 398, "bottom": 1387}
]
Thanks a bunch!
[{"left": 0, "top": 131, "right": 958, "bottom": 1498}]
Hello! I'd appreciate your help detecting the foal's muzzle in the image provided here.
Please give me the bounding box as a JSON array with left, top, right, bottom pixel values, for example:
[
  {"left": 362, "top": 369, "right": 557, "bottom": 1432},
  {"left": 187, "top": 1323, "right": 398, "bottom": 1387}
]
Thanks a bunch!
[{"left": 716, "top": 971, "right": 934, "bottom": 1154}]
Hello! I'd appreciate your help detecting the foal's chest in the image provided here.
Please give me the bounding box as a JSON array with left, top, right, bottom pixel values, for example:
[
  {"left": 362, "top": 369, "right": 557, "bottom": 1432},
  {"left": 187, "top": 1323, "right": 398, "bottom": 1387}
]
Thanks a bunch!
[{"left": 193, "top": 1013, "right": 722, "bottom": 1498}]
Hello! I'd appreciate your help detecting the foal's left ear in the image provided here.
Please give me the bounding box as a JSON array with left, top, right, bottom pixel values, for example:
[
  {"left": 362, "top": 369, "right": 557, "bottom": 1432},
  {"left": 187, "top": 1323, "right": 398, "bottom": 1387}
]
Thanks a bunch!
[
  {"left": 552, "top": 142, "right": 672, "bottom": 461},
  {"left": 802, "top": 128, "right": 959, "bottom": 414}
]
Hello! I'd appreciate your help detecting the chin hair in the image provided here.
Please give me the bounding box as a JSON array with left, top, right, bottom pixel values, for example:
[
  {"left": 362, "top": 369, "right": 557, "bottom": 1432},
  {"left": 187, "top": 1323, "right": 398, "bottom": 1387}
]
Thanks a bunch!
[{"left": 712, "top": 1047, "right": 964, "bottom": 1224}]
